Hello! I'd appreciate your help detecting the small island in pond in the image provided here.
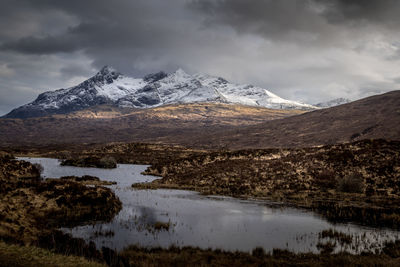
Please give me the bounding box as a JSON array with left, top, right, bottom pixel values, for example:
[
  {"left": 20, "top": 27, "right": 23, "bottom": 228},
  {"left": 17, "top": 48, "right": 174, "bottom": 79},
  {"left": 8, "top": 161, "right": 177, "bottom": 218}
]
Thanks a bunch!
[{"left": 60, "top": 156, "right": 117, "bottom": 169}]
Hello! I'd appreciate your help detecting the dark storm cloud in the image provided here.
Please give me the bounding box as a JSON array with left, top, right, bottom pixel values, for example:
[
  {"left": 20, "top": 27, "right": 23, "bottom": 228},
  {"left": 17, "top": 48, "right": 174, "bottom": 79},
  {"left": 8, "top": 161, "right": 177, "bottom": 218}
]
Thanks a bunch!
[
  {"left": 320, "top": 0, "right": 400, "bottom": 26},
  {"left": 189, "top": 0, "right": 325, "bottom": 39},
  {"left": 0, "top": 0, "right": 400, "bottom": 115},
  {"left": 0, "top": 0, "right": 212, "bottom": 78},
  {"left": 0, "top": 1, "right": 184, "bottom": 55},
  {"left": 1, "top": 35, "right": 79, "bottom": 54},
  {"left": 2, "top": 0, "right": 399, "bottom": 62},
  {"left": 188, "top": 0, "right": 400, "bottom": 42}
]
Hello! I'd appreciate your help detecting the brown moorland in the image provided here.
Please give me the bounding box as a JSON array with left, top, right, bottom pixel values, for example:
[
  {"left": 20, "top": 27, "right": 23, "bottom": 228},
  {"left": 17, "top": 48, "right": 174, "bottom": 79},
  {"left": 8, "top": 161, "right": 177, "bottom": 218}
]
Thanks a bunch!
[
  {"left": 2, "top": 141, "right": 400, "bottom": 265},
  {"left": 0, "top": 91, "right": 399, "bottom": 149},
  {"left": 0, "top": 103, "right": 302, "bottom": 147},
  {"left": 133, "top": 139, "right": 400, "bottom": 228},
  {"left": 194, "top": 90, "right": 400, "bottom": 149}
]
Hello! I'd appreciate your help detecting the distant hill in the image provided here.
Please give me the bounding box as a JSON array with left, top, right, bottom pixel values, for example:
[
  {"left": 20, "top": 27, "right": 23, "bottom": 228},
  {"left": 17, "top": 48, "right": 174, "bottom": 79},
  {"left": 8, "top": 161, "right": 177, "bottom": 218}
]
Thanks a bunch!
[{"left": 192, "top": 90, "right": 400, "bottom": 149}]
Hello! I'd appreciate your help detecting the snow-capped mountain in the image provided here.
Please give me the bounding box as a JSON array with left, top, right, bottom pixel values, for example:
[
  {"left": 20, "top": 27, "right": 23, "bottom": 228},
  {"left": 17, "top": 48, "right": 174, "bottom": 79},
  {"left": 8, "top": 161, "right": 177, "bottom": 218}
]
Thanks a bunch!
[
  {"left": 315, "top": 98, "right": 352, "bottom": 108},
  {"left": 4, "top": 66, "right": 316, "bottom": 118}
]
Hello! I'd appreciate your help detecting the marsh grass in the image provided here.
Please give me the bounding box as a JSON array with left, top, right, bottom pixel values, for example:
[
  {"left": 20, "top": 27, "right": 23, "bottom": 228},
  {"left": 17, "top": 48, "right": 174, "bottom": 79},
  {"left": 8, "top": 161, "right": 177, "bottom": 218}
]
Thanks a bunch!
[
  {"left": 0, "top": 241, "right": 106, "bottom": 267},
  {"left": 135, "top": 139, "right": 400, "bottom": 228},
  {"left": 153, "top": 221, "right": 171, "bottom": 231},
  {"left": 316, "top": 241, "right": 336, "bottom": 254},
  {"left": 120, "top": 242, "right": 400, "bottom": 267},
  {"left": 337, "top": 173, "right": 364, "bottom": 193},
  {"left": 319, "top": 229, "right": 352, "bottom": 245}
]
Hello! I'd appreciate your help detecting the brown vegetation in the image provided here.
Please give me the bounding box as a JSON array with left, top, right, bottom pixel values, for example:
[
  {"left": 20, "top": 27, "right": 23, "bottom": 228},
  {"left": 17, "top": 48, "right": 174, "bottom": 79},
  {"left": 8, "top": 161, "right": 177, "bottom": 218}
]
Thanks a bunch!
[
  {"left": 153, "top": 221, "right": 171, "bottom": 231},
  {"left": 8, "top": 142, "right": 207, "bottom": 166},
  {"left": 120, "top": 242, "right": 400, "bottom": 267},
  {"left": 55, "top": 175, "right": 116, "bottom": 186},
  {"left": 2, "top": 138, "right": 400, "bottom": 265},
  {"left": 60, "top": 156, "right": 117, "bottom": 169},
  {"left": 0, "top": 103, "right": 302, "bottom": 147},
  {"left": 0, "top": 241, "right": 106, "bottom": 267},
  {"left": 318, "top": 229, "right": 352, "bottom": 246},
  {"left": 0, "top": 153, "right": 124, "bottom": 265},
  {"left": 134, "top": 139, "right": 400, "bottom": 228},
  {"left": 193, "top": 90, "right": 400, "bottom": 149}
]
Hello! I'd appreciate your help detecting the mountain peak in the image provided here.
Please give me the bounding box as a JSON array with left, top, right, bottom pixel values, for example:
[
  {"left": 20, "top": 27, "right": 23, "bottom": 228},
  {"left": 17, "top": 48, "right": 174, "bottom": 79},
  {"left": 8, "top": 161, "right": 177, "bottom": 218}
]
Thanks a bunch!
[{"left": 93, "top": 65, "right": 121, "bottom": 84}]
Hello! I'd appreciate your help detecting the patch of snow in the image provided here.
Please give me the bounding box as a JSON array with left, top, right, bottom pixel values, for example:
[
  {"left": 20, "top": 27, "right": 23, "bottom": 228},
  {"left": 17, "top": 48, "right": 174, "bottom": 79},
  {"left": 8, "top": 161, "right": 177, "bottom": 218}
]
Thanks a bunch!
[{"left": 95, "top": 76, "right": 147, "bottom": 101}]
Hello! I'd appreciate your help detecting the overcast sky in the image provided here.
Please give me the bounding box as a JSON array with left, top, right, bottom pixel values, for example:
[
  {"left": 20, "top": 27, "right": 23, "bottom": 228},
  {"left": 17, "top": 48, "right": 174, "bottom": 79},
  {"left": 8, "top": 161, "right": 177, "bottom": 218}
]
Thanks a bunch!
[{"left": 1, "top": 0, "right": 400, "bottom": 115}]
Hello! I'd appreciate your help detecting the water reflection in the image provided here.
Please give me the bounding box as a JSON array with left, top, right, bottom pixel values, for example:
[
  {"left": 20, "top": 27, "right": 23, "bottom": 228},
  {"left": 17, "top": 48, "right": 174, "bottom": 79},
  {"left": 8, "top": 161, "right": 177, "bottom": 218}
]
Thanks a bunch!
[{"left": 20, "top": 157, "right": 400, "bottom": 253}]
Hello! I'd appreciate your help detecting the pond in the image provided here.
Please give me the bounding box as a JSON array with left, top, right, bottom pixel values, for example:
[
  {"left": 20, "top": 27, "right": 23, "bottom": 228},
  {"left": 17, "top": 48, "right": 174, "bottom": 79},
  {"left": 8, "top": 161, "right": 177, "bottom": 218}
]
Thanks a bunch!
[{"left": 20, "top": 157, "right": 400, "bottom": 253}]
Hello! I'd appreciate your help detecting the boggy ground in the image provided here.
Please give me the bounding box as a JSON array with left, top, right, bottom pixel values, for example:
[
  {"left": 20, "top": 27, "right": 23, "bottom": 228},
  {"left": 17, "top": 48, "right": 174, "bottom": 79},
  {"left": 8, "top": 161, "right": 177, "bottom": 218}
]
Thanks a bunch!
[
  {"left": 6, "top": 142, "right": 207, "bottom": 166},
  {"left": 3, "top": 141, "right": 400, "bottom": 266},
  {"left": 119, "top": 243, "right": 400, "bottom": 267},
  {"left": 0, "top": 153, "right": 124, "bottom": 266},
  {"left": 10, "top": 139, "right": 400, "bottom": 228},
  {"left": 133, "top": 139, "right": 400, "bottom": 228}
]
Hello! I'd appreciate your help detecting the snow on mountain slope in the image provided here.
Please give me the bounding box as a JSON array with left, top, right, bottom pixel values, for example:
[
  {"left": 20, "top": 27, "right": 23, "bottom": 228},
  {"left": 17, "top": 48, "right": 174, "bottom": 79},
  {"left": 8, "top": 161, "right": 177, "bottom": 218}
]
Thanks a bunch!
[
  {"left": 315, "top": 98, "right": 352, "bottom": 108},
  {"left": 4, "top": 66, "right": 317, "bottom": 118},
  {"left": 96, "top": 75, "right": 145, "bottom": 101},
  {"left": 194, "top": 73, "right": 315, "bottom": 109}
]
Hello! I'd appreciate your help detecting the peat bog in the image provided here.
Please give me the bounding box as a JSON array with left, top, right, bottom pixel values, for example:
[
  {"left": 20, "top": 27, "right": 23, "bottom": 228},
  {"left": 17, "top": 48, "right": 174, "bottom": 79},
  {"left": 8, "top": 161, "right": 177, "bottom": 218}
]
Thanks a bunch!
[{"left": 1, "top": 138, "right": 400, "bottom": 266}]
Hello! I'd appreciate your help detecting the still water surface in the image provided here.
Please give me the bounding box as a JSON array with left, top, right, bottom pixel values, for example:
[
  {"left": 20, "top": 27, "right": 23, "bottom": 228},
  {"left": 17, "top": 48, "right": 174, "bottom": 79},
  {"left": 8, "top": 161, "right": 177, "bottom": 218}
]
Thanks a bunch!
[{"left": 20, "top": 157, "right": 400, "bottom": 253}]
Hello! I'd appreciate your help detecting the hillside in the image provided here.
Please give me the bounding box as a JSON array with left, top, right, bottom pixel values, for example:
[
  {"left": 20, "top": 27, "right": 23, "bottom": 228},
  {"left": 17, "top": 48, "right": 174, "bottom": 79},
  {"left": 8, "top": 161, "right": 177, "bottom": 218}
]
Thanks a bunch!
[
  {"left": 192, "top": 90, "right": 400, "bottom": 148},
  {"left": 0, "top": 103, "right": 303, "bottom": 147}
]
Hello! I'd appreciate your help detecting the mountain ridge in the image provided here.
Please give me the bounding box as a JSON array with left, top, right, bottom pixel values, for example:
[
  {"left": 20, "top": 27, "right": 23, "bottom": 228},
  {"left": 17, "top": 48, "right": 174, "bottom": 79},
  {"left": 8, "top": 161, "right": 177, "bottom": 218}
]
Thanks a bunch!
[{"left": 4, "top": 66, "right": 316, "bottom": 118}]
